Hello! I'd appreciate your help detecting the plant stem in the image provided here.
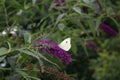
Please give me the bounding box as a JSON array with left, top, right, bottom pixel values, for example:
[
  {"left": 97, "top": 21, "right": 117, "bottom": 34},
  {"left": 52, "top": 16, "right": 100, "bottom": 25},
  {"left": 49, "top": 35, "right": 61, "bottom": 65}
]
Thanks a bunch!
[
  {"left": 4, "top": 4, "right": 9, "bottom": 27},
  {"left": 0, "top": 67, "right": 40, "bottom": 72}
]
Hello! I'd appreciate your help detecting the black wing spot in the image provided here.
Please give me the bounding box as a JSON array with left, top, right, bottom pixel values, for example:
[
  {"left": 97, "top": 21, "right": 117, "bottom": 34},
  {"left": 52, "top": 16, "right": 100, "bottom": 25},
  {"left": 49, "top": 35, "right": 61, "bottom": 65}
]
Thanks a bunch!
[{"left": 66, "top": 41, "right": 68, "bottom": 43}]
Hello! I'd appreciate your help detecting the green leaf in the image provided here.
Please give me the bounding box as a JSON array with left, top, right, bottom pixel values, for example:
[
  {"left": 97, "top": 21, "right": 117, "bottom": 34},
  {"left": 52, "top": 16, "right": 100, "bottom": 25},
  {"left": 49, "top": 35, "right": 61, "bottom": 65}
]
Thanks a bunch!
[
  {"left": 17, "top": 49, "right": 44, "bottom": 68},
  {"left": 0, "top": 47, "right": 9, "bottom": 56},
  {"left": 32, "top": 0, "right": 36, "bottom": 6},
  {"left": 75, "top": 2, "right": 94, "bottom": 10},
  {"left": 95, "top": 14, "right": 104, "bottom": 31},
  {"left": 0, "top": 56, "right": 6, "bottom": 62},
  {"left": 17, "top": 48, "right": 60, "bottom": 69},
  {"left": 39, "top": 20, "right": 47, "bottom": 32},
  {"left": 17, "top": 70, "right": 41, "bottom": 80},
  {"left": 58, "top": 23, "right": 65, "bottom": 31},
  {"left": 71, "top": 41, "right": 77, "bottom": 55},
  {"left": 87, "top": 19, "right": 96, "bottom": 37},
  {"left": 23, "top": 32, "right": 32, "bottom": 44},
  {"left": 109, "top": 16, "right": 120, "bottom": 28},
  {"left": 31, "top": 50, "right": 61, "bottom": 70},
  {"left": 7, "top": 55, "right": 19, "bottom": 70},
  {"left": 18, "top": 49, "right": 38, "bottom": 59},
  {"left": 6, "top": 41, "right": 12, "bottom": 52},
  {"left": 55, "top": 14, "right": 65, "bottom": 26},
  {"left": 73, "top": 7, "right": 81, "bottom": 14}
]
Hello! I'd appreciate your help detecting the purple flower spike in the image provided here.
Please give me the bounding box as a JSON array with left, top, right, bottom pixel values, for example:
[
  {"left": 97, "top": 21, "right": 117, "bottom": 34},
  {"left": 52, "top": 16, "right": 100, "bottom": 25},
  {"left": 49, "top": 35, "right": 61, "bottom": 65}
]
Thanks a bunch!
[
  {"left": 55, "top": 0, "right": 65, "bottom": 6},
  {"left": 33, "top": 40, "right": 72, "bottom": 65},
  {"left": 86, "top": 41, "right": 97, "bottom": 50},
  {"left": 99, "top": 23, "right": 118, "bottom": 36}
]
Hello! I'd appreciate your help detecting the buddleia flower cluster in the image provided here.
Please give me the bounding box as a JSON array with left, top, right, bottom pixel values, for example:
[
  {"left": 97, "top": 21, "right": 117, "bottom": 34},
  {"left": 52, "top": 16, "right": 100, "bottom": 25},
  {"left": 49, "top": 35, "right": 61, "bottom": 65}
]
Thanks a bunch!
[{"left": 32, "top": 39, "right": 72, "bottom": 65}]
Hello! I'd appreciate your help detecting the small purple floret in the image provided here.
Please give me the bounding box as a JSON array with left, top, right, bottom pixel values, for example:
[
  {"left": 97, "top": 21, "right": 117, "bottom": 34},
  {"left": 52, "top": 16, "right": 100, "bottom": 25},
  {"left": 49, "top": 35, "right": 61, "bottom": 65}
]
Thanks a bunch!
[
  {"left": 55, "top": 0, "right": 65, "bottom": 6},
  {"left": 99, "top": 23, "right": 117, "bottom": 36},
  {"left": 34, "top": 40, "right": 72, "bottom": 65},
  {"left": 86, "top": 41, "right": 97, "bottom": 50}
]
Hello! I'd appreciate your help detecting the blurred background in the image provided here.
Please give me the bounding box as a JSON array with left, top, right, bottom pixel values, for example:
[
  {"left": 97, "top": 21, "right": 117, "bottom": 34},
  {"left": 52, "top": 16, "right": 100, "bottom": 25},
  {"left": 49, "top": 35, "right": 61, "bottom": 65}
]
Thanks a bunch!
[{"left": 0, "top": 0, "right": 120, "bottom": 80}]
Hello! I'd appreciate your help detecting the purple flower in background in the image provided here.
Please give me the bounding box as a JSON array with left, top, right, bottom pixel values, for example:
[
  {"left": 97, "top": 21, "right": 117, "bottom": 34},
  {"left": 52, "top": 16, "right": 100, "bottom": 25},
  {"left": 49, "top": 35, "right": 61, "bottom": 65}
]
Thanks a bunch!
[
  {"left": 55, "top": 0, "right": 65, "bottom": 6},
  {"left": 81, "top": 6, "right": 89, "bottom": 13},
  {"left": 86, "top": 41, "right": 98, "bottom": 50},
  {"left": 99, "top": 23, "right": 118, "bottom": 36},
  {"left": 33, "top": 40, "right": 72, "bottom": 65}
]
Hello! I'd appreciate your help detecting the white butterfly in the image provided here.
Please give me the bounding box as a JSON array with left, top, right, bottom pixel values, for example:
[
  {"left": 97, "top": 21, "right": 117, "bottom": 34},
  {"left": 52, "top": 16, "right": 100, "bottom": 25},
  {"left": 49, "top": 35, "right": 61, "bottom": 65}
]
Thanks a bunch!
[{"left": 58, "top": 38, "right": 71, "bottom": 51}]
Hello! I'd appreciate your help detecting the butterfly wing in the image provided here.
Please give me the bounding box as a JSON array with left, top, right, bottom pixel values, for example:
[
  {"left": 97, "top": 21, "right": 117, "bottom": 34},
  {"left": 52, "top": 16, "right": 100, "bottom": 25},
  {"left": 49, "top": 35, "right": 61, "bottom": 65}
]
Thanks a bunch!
[{"left": 58, "top": 38, "right": 71, "bottom": 51}]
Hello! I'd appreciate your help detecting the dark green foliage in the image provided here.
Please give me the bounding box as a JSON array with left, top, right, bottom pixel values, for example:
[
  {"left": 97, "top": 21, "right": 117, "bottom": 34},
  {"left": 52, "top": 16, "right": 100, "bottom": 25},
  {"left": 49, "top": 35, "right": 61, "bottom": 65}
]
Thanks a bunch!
[{"left": 0, "top": 0, "right": 120, "bottom": 80}]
